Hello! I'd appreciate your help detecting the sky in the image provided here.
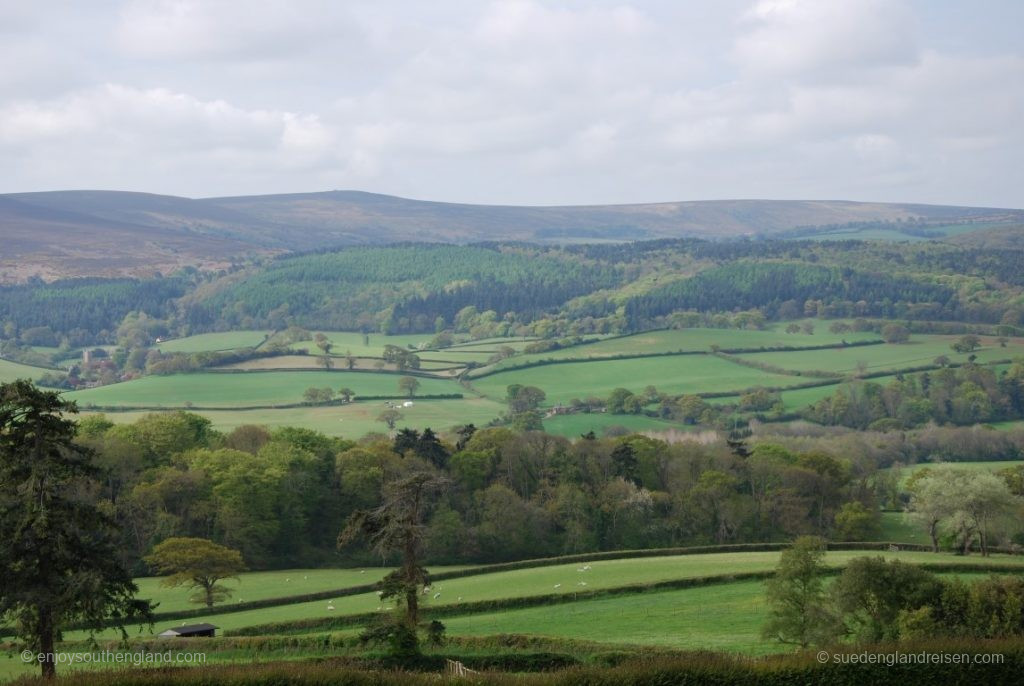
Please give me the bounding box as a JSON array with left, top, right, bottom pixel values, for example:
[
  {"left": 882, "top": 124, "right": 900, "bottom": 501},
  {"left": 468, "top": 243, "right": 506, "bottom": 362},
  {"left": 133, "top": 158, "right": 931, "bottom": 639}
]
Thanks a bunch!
[{"left": 0, "top": 0, "right": 1021, "bottom": 207}]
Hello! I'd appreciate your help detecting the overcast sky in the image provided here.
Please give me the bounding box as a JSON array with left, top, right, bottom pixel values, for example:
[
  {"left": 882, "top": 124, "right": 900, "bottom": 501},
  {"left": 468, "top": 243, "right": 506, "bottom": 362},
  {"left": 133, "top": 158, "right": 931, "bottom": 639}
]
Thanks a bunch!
[{"left": 1, "top": 0, "right": 1021, "bottom": 207}]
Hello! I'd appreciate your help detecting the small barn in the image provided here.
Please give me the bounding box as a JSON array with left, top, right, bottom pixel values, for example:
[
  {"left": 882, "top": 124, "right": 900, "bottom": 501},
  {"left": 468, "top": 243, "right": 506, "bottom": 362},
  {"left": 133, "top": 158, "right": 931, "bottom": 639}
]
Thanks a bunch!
[{"left": 158, "top": 623, "right": 218, "bottom": 638}]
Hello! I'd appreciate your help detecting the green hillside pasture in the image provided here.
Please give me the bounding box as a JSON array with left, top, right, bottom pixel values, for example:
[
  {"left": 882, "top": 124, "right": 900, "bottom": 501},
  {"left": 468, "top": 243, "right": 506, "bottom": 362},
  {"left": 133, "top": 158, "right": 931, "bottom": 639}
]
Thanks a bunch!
[
  {"left": 66, "top": 371, "right": 461, "bottom": 409},
  {"left": 543, "top": 412, "right": 685, "bottom": 438},
  {"left": 445, "top": 571, "right": 1010, "bottom": 653},
  {"left": 219, "top": 355, "right": 459, "bottom": 373},
  {"left": 72, "top": 550, "right": 1024, "bottom": 640},
  {"left": 737, "top": 335, "right": 1024, "bottom": 375},
  {"left": 474, "top": 325, "right": 881, "bottom": 375},
  {"left": 444, "top": 580, "right": 772, "bottom": 652},
  {"left": 288, "top": 332, "right": 434, "bottom": 356},
  {"left": 133, "top": 566, "right": 470, "bottom": 615},
  {"left": 156, "top": 331, "right": 270, "bottom": 353},
  {"left": 0, "top": 357, "right": 61, "bottom": 383},
  {"left": 80, "top": 397, "right": 506, "bottom": 438},
  {"left": 471, "top": 355, "right": 799, "bottom": 405}
]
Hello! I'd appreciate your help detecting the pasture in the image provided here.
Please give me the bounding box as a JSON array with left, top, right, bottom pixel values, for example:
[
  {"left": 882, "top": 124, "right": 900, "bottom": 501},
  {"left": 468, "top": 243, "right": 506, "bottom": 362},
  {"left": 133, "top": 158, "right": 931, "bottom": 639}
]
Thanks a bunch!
[
  {"left": 65, "top": 549, "right": 1024, "bottom": 642},
  {"left": 66, "top": 371, "right": 461, "bottom": 408},
  {"left": 542, "top": 412, "right": 684, "bottom": 438},
  {"left": 80, "top": 397, "right": 506, "bottom": 437},
  {"left": 470, "top": 355, "right": 799, "bottom": 405},
  {"left": 737, "top": 335, "right": 1024, "bottom": 374},
  {"left": 156, "top": 331, "right": 271, "bottom": 353},
  {"left": 475, "top": 324, "right": 881, "bottom": 374},
  {"left": 0, "top": 357, "right": 59, "bottom": 383}
]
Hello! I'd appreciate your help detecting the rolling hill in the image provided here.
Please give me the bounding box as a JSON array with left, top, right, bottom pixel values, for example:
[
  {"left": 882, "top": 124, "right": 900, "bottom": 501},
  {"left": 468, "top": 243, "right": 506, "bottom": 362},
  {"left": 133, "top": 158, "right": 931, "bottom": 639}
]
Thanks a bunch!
[{"left": 2, "top": 189, "right": 1021, "bottom": 281}]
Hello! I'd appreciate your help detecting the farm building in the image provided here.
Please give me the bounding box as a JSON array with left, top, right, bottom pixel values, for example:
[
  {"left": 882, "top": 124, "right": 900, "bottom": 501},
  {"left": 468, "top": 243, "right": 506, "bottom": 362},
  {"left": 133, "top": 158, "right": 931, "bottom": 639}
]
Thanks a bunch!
[{"left": 158, "top": 623, "right": 218, "bottom": 638}]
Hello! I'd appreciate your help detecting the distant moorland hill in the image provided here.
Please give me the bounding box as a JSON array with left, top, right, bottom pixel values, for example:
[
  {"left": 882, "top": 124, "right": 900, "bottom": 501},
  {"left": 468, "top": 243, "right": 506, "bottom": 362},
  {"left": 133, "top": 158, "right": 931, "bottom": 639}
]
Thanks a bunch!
[{"left": 1, "top": 189, "right": 1022, "bottom": 281}]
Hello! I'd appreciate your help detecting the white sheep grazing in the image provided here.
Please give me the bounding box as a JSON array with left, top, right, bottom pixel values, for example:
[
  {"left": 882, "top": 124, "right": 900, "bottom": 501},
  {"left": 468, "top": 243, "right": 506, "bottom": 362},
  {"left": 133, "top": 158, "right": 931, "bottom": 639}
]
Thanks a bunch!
[
  {"left": 327, "top": 604, "right": 335, "bottom": 611},
  {"left": 553, "top": 584, "right": 561, "bottom": 589},
  {"left": 433, "top": 592, "right": 441, "bottom": 599}
]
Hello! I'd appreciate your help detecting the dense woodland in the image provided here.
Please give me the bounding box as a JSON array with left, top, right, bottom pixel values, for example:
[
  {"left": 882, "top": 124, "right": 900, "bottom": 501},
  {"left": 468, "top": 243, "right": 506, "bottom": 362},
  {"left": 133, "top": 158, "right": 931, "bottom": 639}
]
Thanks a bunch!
[
  {"left": 75, "top": 408, "right": 1024, "bottom": 572},
  {"left": 2, "top": 238, "right": 1022, "bottom": 348}
]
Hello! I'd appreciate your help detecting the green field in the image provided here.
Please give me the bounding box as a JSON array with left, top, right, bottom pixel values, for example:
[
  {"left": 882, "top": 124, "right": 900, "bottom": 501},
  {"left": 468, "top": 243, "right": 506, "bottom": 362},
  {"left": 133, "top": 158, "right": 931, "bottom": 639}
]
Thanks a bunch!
[
  {"left": 738, "top": 335, "right": 1024, "bottom": 374},
  {"left": 156, "top": 331, "right": 271, "bottom": 353},
  {"left": 446, "top": 579, "right": 772, "bottom": 652},
  {"left": 470, "top": 355, "right": 799, "bottom": 405},
  {"left": 289, "top": 332, "right": 439, "bottom": 356},
  {"left": 542, "top": 412, "right": 685, "bottom": 438},
  {"left": 474, "top": 325, "right": 881, "bottom": 375},
  {"left": 82, "top": 397, "right": 506, "bottom": 437},
  {"left": 0, "top": 357, "right": 58, "bottom": 383},
  {"left": 70, "top": 549, "right": 1024, "bottom": 641},
  {"left": 132, "top": 565, "right": 472, "bottom": 615},
  {"left": 66, "top": 371, "right": 462, "bottom": 408}
]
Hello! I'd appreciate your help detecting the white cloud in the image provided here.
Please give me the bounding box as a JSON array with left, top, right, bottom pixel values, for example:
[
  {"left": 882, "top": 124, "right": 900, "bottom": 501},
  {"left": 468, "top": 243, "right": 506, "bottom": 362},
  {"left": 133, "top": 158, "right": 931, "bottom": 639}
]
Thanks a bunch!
[{"left": 0, "top": 0, "right": 1020, "bottom": 206}]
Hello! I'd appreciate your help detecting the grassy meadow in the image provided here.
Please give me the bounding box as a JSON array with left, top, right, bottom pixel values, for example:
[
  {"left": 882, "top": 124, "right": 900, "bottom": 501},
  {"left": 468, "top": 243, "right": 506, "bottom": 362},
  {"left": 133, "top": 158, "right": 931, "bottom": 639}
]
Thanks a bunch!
[
  {"left": 0, "top": 357, "right": 60, "bottom": 383},
  {"left": 58, "top": 549, "right": 1024, "bottom": 644},
  {"left": 469, "top": 354, "right": 798, "bottom": 405},
  {"left": 66, "top": 371, "right": 462, "bottom": 408},
  {"left": 81, "top": 397, "right": 507, "bottom": 436},
  {"left": 156, "top": 331, "right": 271, "bottom": 353}
]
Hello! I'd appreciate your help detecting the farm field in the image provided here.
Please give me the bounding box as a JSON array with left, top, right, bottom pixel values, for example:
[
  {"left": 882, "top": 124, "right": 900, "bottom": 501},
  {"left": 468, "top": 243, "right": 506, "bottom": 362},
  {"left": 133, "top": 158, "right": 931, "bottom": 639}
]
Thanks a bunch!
[
  {"left": 287, "top": 332, "right": 443, "bottom": 356},
  {"left": 445, "top": 579, "right": 772, "bottom": 653},
  {"left": 0, "top": 357, "right": 59, "bottom": 383},
  {"left": 737, "top": 335, "right": 1024, "bottom": 374},
  {"left": 474, "top": 324, "right": 882, "bottom": 375},
  {"left": 542, "top": 412, "right": 685, "bottom": 438},
  {"left": 132, "top": 566, "right": 472, "bottom": 615},
  {"left": 65, "top": 371, "right": 462, "bottom": 408},
  {"left": 156, "top": 331, "right": 270, "bottom": 353},
  {"left": 65, "top": 549, "right": 1024, "bottom": 642},
  {"left": 81, "top": 397, "right": 506, "bottom": 437},
  {"left": 469, "top": 355, "right": 800, "bottom": 405},
  {"left": 219, "top": 355, "right": 459, "bottom": 373}
]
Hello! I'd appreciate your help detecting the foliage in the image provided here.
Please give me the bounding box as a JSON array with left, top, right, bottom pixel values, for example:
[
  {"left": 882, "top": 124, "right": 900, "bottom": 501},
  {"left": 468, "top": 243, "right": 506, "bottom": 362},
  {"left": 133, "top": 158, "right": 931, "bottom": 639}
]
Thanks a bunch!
[
  {"left": 0, "top": 381, "right": 152, "bottom": 678},
  {"left": 144, "top": 537, "right": 246, "bottom": 608},
  {"left": 762, "top": 536, "right": 841, "bottom": 647}
]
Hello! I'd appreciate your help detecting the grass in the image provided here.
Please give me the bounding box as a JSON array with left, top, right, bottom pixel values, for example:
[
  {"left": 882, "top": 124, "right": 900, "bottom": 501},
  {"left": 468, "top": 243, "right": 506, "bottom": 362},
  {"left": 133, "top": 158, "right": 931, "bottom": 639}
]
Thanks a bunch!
[
  {"left": 0, "top": 357, "right": 59, "bottom": 382},
  {"left": 737, "top": 335, "right": 1024, "bottom": 374},
  {"left": 133, "top": 566, "right": 471, "bottom": 615},
  {"left": 156, "top": 332, "right": 271, "bottom": 353},
  {"left": 218, "top": 355, "right": 459, "bottom": 373},
  {"left": 470, "top": 355, "right": 799, "bottom": 405},
  {"left": 68, "top": 549, "right": 1024, "bottom": 641},
  {"left": 288, "top": 332, "right": 437, "bottom": 357},
  {"left": 442, "top": 579, "right": 774, "bottom": 653},
  {"left": 81, "top": 397, "right": 507, "bottom": 437},
  {"left": 65, "top": 371, "right": 462, "bottom": 408},
  {"left": 474, "top": 324, "right": 881, "bottom": 374},
  {"left": 444, "top": 569, "right": 1015, "bottom": 653},
  {"left": 542, "top": 412, "right": 685, "bottom": 438}
]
